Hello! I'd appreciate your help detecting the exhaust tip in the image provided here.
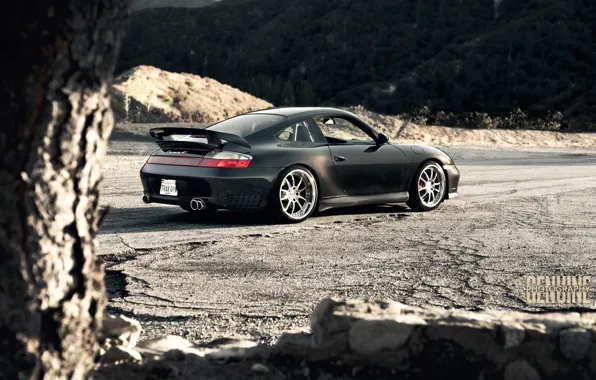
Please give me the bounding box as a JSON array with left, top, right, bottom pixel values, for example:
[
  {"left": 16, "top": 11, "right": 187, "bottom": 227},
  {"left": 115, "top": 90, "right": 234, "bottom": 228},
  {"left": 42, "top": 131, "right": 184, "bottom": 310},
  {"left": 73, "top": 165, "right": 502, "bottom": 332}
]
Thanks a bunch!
[
  {"left": 190, "top": 198, "right": 206, "bottom": 211},
  {"left": 142, "top": 194, "right": 151, "bottom": 204}
]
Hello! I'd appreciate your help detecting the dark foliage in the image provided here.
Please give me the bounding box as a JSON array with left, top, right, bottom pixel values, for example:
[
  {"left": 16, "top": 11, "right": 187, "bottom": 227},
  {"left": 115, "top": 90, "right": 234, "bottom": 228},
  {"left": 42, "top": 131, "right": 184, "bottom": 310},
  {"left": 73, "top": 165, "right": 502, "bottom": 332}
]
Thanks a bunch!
[
  {"left": 118, "top": 0, "right": 596, "bottom": 130},
  {"left": 399, "top": 106, "right": 568, "bottom": 130}
]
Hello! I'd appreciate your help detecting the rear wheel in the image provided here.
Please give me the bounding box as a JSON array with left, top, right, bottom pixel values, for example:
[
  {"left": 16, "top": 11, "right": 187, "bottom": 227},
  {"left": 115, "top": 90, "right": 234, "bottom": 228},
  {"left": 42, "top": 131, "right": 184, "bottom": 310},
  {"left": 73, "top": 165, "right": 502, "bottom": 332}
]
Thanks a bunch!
[
  {"left": 406, "top": 161, "right": 446, "bottom": 211},
  {"left": 269, "top": 166, "right": 318, "bottom": 223}
]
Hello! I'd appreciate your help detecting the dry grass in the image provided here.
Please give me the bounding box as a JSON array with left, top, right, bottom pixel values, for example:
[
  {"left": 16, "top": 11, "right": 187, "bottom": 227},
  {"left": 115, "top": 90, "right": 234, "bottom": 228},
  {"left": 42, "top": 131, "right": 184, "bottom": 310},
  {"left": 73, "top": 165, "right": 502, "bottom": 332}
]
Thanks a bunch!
[
  {"left": 349, "top": 106, "right": 596, "bottom": 149},
  {"left": 111, "top": 65, "right": 273, "bottom": 124}
]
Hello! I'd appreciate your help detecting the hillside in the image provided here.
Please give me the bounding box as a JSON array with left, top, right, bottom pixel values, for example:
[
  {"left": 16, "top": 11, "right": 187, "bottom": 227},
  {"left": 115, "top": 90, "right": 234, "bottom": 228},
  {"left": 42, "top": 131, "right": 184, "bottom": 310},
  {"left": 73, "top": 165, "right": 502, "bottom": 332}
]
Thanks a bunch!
[
  {"left": 111, "top": 65, "right": 272, "bottom": 123},
  {"left": 118, "top": 0, "right": 596, "bottom": 130}
]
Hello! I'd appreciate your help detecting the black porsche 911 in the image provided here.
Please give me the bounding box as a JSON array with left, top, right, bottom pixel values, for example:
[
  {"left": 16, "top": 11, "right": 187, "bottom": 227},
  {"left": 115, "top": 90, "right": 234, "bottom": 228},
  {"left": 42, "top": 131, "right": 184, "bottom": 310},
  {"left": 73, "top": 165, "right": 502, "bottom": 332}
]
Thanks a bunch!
[{"left": 140, "top": 107, "right": 460, "bottom": 223}]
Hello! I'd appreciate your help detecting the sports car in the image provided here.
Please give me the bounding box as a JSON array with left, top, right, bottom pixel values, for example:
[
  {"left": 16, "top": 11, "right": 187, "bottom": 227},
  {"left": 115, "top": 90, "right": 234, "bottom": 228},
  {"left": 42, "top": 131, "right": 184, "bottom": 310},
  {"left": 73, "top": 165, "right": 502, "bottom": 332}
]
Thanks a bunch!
[{"left": 140, "top": 107, "right": 460, "bottom": 222}]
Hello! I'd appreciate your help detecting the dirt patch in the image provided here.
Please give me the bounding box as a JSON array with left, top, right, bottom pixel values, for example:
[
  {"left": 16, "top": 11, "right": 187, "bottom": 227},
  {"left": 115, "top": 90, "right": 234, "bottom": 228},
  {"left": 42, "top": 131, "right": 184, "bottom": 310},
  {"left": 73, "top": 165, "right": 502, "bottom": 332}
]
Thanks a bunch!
[{"left": 111, "top": 65, "right": 272, "bottom": 124}]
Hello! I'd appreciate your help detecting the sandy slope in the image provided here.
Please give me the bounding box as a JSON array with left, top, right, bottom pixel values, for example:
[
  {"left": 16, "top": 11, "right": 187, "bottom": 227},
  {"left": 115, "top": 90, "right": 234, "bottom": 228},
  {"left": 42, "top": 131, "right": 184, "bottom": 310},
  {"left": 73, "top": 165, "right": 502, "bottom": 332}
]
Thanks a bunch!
[{"left": 112, "top": 65, "right": 272, "bottom": 124}]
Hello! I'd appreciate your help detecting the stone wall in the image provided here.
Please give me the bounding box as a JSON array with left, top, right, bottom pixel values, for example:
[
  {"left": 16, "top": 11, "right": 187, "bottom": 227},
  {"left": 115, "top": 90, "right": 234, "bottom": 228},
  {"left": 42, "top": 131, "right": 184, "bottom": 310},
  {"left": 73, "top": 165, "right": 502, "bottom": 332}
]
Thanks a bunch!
[
  {"left": 272, "top": 299, "right": 596, "bottom": 379},
  {"left": 98, "top": 298, "right": 596, "bottom": 379}
]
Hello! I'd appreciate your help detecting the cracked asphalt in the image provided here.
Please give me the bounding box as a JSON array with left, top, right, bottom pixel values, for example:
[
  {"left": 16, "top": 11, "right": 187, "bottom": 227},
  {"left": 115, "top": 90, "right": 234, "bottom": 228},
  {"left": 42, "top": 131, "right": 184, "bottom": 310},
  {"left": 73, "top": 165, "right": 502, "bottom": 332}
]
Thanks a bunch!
[{"left": 99, "top": 137, "right": 596, "bottom": 345}]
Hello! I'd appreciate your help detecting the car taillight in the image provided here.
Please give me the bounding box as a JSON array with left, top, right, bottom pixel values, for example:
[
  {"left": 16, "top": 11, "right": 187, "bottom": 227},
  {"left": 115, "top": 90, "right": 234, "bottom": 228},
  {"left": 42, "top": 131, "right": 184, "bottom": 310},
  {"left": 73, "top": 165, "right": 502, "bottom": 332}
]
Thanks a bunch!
[
  {"left": 199, "top": 150, "right": 252, "bottom": 168},
  {"left": 146, "top": 156, "right": 204, "bottom": 166}
]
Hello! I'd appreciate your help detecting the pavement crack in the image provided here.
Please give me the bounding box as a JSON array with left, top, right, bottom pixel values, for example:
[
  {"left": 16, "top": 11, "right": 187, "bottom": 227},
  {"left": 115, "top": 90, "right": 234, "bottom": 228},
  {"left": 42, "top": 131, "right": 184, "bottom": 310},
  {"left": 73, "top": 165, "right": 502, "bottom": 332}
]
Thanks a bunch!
[
  {"left": 137, "top": 292, "right": 176, "bottom": 304},
  {"left": 117, "top": 233, "right": 138, "bottom": 252}
]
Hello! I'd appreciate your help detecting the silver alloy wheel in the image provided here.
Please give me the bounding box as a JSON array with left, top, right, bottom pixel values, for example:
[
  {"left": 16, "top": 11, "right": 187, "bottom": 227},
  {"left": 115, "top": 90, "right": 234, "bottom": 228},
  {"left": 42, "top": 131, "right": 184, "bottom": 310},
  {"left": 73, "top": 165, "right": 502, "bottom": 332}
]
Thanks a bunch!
[
  {"left": 279, "top": 168, "right": 317, "bottom": 221},
  {"left": 417, "top": 164, "right": 446, "bottom": 208}
]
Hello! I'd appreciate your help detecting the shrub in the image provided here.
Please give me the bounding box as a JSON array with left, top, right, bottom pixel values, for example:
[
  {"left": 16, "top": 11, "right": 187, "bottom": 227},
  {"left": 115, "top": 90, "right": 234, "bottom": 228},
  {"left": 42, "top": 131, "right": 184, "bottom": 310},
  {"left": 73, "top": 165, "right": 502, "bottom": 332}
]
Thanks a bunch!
[
  {"left": 463, "top": 112, "right": 498, "bottom": 129},
  {"left": 396, "top": 107, "right": 569, "bottom": 131}
]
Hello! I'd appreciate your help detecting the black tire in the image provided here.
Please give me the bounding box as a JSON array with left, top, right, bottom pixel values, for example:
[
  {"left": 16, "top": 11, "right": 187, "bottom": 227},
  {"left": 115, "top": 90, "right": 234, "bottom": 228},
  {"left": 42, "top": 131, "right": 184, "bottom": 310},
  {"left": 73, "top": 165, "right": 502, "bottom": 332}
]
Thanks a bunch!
[
  {"left": 406, "top": 161, "right": 446, "bottom": 212},
  {"left": 268, "top": 165, "right": 319, "bottom": 223}
]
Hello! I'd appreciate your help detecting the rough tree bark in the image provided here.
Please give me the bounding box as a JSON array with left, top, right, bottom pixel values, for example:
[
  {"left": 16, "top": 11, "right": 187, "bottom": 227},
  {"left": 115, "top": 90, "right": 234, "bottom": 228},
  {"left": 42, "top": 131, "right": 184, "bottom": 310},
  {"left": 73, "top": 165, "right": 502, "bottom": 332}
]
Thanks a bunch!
[{"left": 0, "top": 1, "right": 131, "bottom": 378}]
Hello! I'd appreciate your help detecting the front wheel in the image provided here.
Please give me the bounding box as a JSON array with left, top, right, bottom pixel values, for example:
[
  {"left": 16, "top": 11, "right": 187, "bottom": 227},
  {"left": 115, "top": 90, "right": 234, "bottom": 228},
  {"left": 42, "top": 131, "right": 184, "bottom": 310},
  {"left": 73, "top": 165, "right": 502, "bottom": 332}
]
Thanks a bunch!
[
  {"left": 406, "top": 161, "right": 446, "bottom": 211},
  {"left": 269, "top": 165, "right": 318, "bottom": 223}
]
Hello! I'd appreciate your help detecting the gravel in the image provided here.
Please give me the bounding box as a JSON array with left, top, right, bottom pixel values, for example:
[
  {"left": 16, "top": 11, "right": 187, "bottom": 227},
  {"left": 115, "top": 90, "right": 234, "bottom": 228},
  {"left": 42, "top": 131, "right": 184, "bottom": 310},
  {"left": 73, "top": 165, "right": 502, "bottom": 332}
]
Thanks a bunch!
[{"left": 99, "top": 136, "right": 596, "bottom": 345}]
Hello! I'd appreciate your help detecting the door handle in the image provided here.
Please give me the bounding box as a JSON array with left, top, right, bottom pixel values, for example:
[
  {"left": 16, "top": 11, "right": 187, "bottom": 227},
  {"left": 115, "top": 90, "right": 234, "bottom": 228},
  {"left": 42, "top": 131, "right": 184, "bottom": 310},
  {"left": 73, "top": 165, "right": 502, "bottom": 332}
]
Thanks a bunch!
[{"left": 333, "top": 155, "right": 346, "bottom": 162}]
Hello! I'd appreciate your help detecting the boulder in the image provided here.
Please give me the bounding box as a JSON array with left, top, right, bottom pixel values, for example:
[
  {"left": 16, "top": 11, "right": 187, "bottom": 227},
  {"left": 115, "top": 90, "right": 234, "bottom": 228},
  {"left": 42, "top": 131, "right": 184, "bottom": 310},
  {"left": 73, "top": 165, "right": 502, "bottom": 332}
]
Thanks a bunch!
[
  {"left": 136, "top": 335, "right": 261, "bottom": 361},
  {"left": 197, "top": 338, "right": 259, "bottom": 361},
  {"left": 100, "top": 345, "right": 142, "bottom": 364},
  {"left": 136, "top": 335, "right": 203, "bottom": 357},
  {"left": 559, "top": 327, "right": 592, "bottom": 360},
  {"left": 101, "top": 315, "right": 142, "bottom": 349}
]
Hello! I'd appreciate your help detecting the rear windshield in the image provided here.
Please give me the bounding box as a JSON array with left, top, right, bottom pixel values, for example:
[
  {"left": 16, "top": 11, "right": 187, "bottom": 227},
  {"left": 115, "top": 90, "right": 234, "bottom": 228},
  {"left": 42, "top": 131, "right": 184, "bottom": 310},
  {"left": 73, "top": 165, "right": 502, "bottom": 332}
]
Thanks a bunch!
[{"left": 206, "top": 114, "right": 285, "bottom": 137}]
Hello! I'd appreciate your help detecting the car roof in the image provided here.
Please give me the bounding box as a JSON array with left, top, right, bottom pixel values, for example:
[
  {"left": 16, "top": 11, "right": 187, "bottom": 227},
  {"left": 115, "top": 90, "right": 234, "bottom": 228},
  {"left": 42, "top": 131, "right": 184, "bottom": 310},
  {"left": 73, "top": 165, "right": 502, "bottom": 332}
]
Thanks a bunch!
[{"left": 248, "top": 107, "right": 354, "bottom": 119}]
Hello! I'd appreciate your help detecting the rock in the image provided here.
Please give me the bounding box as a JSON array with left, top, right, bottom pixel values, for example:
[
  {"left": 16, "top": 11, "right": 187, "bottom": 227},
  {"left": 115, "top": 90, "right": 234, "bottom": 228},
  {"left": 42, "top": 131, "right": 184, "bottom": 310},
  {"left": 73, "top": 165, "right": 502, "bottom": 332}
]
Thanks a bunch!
[
  {"left": 503, "top": 359, "right": 541, "bottom": 380},
  {"left": 498, "top": 323, "right": 526, "bottom": 349},
  {"left": 272, "top": 332, "right": 313, "bottom": 357},
  {"left": 200, "top": 338, "right": 259, "bottom": 361},
  {"left": 308, "top": 332, "right": 349, "bottom": 361},
  {"left": 310, "top": 299, "right": 354, "bottom": 340},
  {"left": 251, "top": 363, "right": 269, "bottom": 373},
  {"left": 311, "top": 298, "right": 424, "bottom": 350},
  {"left": 163, "top": 349, "right": 187, "bottom": 361},
  {"left": 589, "top": 345, "right": 596, "bottom": 376},
  {"left": 136, "top": 335, "right": 203, "bottom": 357},
  {"left": 348, "top": 319, "right": 416, "bottom": 356},
  {"left": 516, "top": 340, "right": 558, "bottom": 378},
  {"left": 425, "top": 324, "right": 503, "bottom": 362},
  {"left": 101, "top": 345, "right": 142, "bottom": 363},
  {"left": 136, "top": 336, "right": 260, "bottom": 361},
  {"left": 101, "top": 315, "right": 142, "bottom": 349},
  {"left": 524, "top": 313, "right": 582, "bottom": 330},
  {"left": 407, "top": 327, "right": 425, "bottom": 356},
  {"left": 310, "top": 298, "right": 336, "bottom": 330},
  {"left": 559, "top": 327, "right": 591, "bottom": 360},
  {"left": 519, "top": 323, "right": 548, "bottom": 340},
  {"left": 272, "top": 331, "right": 348, "bottom": 361}
]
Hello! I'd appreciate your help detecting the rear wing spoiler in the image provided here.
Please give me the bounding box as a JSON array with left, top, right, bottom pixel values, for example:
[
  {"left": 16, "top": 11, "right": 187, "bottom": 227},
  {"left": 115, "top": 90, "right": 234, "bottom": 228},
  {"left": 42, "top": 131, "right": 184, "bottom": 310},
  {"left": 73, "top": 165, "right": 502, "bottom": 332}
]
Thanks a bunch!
[{"left": 149, "top": 127, "right": 251, "bottom": 149}]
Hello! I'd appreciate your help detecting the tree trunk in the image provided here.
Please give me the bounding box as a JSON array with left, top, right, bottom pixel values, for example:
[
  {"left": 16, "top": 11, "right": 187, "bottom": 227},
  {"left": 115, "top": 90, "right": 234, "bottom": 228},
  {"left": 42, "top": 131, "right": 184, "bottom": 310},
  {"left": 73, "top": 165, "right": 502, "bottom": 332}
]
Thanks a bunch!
[{"left": 0, "top": 1, "right": 131, "bottom": 378}]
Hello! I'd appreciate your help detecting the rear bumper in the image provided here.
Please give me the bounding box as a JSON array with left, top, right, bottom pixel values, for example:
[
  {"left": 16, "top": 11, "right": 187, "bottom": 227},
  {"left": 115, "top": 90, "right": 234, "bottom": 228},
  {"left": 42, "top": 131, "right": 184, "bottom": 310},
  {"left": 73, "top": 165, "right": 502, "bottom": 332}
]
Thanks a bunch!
[
  {"left": 443, "top": 164, "right": 460, "bottom": 199},
  {"left": 140, "top": 163, "right": 282, "bottom": 211}
]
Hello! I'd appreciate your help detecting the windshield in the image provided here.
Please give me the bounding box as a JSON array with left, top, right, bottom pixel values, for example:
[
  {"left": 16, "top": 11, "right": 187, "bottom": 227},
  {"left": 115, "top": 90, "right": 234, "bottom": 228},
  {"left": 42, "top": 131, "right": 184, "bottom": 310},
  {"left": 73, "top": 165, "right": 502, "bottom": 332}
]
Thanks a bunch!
[{"left": 206, "top": 114, "right": 285, "bottom": 137}]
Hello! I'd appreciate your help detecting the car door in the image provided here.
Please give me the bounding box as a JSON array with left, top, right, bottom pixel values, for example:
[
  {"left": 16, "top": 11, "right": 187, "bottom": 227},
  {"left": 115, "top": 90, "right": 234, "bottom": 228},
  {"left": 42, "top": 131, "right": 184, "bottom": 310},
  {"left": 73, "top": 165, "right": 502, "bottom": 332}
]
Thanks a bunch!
[{"left": 313, "top": 116, "right": 406, "bottom": 196}]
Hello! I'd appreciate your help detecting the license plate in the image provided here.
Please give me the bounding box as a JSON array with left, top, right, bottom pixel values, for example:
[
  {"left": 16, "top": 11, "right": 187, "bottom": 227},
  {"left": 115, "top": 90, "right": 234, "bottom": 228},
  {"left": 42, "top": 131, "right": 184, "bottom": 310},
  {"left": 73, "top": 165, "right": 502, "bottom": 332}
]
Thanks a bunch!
[{"left": 159, "top": 179, "right": 178, "bottom": 196}]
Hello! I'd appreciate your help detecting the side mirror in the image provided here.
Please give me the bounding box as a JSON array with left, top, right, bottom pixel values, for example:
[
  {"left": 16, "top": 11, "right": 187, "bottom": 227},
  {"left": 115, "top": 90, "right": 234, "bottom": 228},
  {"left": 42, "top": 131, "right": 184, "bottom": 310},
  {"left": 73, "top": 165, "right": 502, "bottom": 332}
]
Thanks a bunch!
[{"left": 377, "top": 133, "right": 389, "bottom": 145}]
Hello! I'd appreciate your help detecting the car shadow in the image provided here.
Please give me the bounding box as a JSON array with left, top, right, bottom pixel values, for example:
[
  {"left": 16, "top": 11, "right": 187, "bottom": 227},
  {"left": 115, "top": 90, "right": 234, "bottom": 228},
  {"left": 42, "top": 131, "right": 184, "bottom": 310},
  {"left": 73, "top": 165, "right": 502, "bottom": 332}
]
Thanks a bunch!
[
  {"left": 98, "top": 204, "right": 413, "bottom": 235},
  {"left": 98, "top": 206, "right": 271, "bottom": 235},
  {"left": 316, "top": 204, "right": 410, "bottom": 217}
]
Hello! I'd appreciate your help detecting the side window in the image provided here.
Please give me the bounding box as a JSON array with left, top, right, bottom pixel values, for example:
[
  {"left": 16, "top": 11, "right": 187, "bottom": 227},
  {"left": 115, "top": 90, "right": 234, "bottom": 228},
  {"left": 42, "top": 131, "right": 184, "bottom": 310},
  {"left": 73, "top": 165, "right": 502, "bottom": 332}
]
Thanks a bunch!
[
  {"left": 275, "top": 120, "right": 319, "bottom": 143},
  {"left": 314, "top": 117, "right": 374, "bottom": 143},
  {"left": 276, "top": 126, "right": 294, "bottom": 141}
]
